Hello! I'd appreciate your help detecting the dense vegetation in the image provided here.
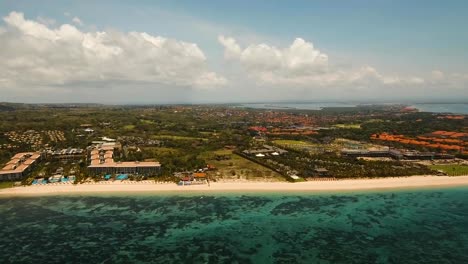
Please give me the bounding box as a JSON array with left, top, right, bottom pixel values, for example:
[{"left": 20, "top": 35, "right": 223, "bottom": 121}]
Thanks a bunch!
[{"left": 0, "top": 103, "right": 466, "bottom": 182}]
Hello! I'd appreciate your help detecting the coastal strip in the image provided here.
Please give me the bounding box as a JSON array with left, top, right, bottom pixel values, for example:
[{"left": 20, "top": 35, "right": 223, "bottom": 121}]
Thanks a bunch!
[{"left": 2, "top": 175, "right": 468, "bottom": 196}]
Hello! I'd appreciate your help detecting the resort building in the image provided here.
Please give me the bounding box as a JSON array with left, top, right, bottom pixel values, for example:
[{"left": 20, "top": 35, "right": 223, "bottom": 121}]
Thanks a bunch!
[
  {"left": 46, "top": 148, "right": 85, "bottom": 160},
  {"left": 87, "top": 142, "right": 160, "bottom": 176},
  {"left": 341, "top": 149, "right": 393, "bottom": 158},
  {"left": 0, "top": 152, "right": 42, "bottom": 181},
  {"left": 341, "top": 148, "right": 454, "bottom": 160},
  {"left": 243, "top": 145, "right": 288, "bottom": 156}
]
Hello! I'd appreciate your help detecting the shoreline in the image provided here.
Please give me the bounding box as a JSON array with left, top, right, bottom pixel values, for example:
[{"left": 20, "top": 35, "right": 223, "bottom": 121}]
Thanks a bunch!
[{"left": 1, "top": 175, "right": 468, "bottom": 196}]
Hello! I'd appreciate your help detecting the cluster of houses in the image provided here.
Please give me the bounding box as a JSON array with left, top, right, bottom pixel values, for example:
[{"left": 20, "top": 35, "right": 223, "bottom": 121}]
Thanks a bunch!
[
  {"left": 44, "top": 130, "right": 66, "bottom": 142},
  {"left": 252, "top": 112, "right": 318, "bottom": 126},
  {"left": 174, "top": 170, "right": 209, "bottom": 185},
  {"left": 249, "top": 126, "right": 318, "bottom": 136},
  {"left": 4, "top": 130, "right": 43, "bottom": 148},
  {"left": 3, "top": 130, "right": 66, "bottom": 148},
  {"left": 371, "top": 131, "right": 467, "bottom": 154},
  {"left": 0, "top": 143, "right": 18, "bottom": 150}
]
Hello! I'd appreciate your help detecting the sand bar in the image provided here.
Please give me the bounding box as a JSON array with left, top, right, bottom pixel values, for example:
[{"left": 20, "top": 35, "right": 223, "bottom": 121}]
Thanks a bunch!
[{"left": 1, "top": 175, "right": 468, "bottom": 196}]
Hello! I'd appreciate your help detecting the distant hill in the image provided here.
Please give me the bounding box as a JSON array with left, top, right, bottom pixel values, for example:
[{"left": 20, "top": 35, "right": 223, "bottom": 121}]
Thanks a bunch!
[
  {"left": 0, "top": 102, "right": 104, "bottom": 111},
  {"left": 0, "top": 102, "right": 27, "bottom": 111}
]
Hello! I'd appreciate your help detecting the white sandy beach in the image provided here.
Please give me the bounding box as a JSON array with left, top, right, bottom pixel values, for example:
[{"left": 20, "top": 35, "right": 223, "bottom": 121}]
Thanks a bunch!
[{"left": 1, "top": 175, "right": 468, "bottom": 196}]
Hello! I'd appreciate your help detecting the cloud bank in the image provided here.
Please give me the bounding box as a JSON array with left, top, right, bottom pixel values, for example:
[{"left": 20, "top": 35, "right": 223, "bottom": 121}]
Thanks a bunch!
[
  {"left": 0, "top": 12, "right": 226, "bottom": 96},
  {"left": 0, "top": 10, "right": 466, "bottom": 103}
]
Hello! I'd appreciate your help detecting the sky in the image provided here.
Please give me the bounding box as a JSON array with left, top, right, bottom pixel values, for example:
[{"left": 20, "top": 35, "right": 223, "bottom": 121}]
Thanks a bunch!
[{"left": 0, "top": 0, "right": 467, "bottom": 104}]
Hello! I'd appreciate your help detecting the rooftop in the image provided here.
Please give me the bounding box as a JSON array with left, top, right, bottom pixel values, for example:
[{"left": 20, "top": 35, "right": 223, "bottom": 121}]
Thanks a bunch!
[
  {"left": 0, "top": 152, "right": 41, "bottom": 175},
  {"left": 88, "top": 161, "right": 161, "bottom": 168},
  {"left": 88, "top": 143, "right": 160, "bottom": 169}
]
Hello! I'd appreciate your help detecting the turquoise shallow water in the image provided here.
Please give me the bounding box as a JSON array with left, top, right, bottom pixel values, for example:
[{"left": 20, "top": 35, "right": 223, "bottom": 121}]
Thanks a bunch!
[{"left": 1, "top": 188, "right": 468, "bottom": 263}]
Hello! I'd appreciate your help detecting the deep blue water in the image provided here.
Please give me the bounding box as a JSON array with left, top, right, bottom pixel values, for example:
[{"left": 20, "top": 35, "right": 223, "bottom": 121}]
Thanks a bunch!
[{"left": 1, "top": 188, "right": 468, "bottom": 263}]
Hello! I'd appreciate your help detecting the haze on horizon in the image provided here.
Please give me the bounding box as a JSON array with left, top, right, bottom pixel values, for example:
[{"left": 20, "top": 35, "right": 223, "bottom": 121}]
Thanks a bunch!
[{"left": 0, "top": 0, "right": 467, "bottom": 104}]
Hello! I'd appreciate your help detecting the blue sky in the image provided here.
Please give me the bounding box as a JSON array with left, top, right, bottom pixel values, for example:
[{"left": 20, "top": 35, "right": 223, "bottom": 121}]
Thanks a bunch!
[{"left": 0, "top": 0, "right": 467, "bottom": 103}]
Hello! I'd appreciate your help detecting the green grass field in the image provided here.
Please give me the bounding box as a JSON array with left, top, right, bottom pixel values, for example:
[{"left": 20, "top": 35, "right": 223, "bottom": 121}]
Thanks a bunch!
[
  {"left": 333, "top": 124, "right": 361, "bottom": 129},
  {"left": 273, "top": 139, "right": 312, "bottom": 146},
  {"left": 430, "top": 165, "right": 468, "bottom": 176},
  {"left": 364, "top": 119, "right": 385, "bottom": 123},
  {"left": 152, "top": 135, "right": 208, "bottom": 141},
  {"left": 0, "top": 181, "right": 14, "bottom": 189},
  {"left": 273, "top": 139, "right": 327, "bottom": 154},
  {"left": 199, "top": 149, "right": 283, "bottom": 181},
  {"left": 142, "top": 147, "right": 180, "bottom": 155},
  {"left": 140, "top": 119, "right": 156, "bottom": 124},
  {"left": 123, "top": 124, "right": 136, "bottom": 130}
]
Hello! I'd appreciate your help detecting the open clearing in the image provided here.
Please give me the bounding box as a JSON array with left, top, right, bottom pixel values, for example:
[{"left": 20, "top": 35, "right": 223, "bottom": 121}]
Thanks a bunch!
[
  {"left": 199, "top": 149, "right": 283, "bottom": 181},
  {"left": 140, "top": 119, "right": 156, "bottom": 124},
  {"left": 273, "top": 139, "right": 329, "bottom": 154},
  {"left": 430, "top": 165, "right": 468, "bottom": 176},
  {"left": 142, "top": 147, "right": 180, "bottom": 155},
  {"left": 0, "top": 182, "right": 13, "bottom": 189},
  {"left": 273, "top": 139, "right": 312, "bottom": 146},
  {"left": 152, "top": 135, "right": 208, "bottom": 141},
  {"left": 333, "top": 124, "right": 361, "bottom": 129}
]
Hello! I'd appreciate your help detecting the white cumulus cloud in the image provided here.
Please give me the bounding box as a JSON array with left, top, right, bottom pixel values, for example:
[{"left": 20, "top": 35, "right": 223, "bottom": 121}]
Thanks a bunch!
[
  {"left": 219, "top": 35, "right": 329, "bottom": 82},
  {"left": 0, "top": 11, "right": 226, "bottom": 94},
  {"left": 218, "top": 35, "right": 429, "bottom": 87}
]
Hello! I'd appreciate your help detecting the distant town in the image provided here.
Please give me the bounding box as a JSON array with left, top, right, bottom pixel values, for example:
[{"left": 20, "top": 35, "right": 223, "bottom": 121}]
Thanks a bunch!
[{"left": 0, "top": 102, "right": 467, "bottom": 188}]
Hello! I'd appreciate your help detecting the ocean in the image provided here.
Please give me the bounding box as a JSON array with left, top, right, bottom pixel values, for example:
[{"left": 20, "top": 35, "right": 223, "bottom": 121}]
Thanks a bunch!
[
  {"left": 1, "top": 188, "right": 468, "bottom": 263},
  {"left": 240, "top": 102, "right": 358, "bottom": 110},
  {"left": 241, "top": 103, "right": 468, "bottom": 114},
  {"left": 410, "top": 104, "right": 468, "bottom": 115}
]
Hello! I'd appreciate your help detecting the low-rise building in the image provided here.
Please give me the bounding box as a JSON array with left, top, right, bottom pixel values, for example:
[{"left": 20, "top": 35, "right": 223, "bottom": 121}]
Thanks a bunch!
[
  {"left": 341, "top": 149, "right": 391, "bottom": 158},
  {"left": 46, "top": 148, "right": 85, "bottom": 160},
  {"left": 88, "top": 161, "right": 161, "bottom": 175},
  {"left": 0, "top": 152, "right": 42, "bottom": 181},
  {"left": 87, "top": 142, "right": 160, "bottom": 176},
  {"left": 341, "top": 148, "right": 454, "bottom": 161}
]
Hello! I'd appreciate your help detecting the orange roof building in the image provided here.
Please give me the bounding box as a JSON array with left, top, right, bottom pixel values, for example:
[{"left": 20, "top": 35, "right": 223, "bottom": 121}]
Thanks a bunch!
[
  {"left": 372, "top": 132, "right": 465, "bottom": 153},
  {"left": 193, "top": 172, "right": 207, "bottom": 178},
  {"left": 0, "top": 152, "right": 42, "bottom": 181},
  {"left": 88, "top": 144, "right": 161, "bottom": 176}
]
